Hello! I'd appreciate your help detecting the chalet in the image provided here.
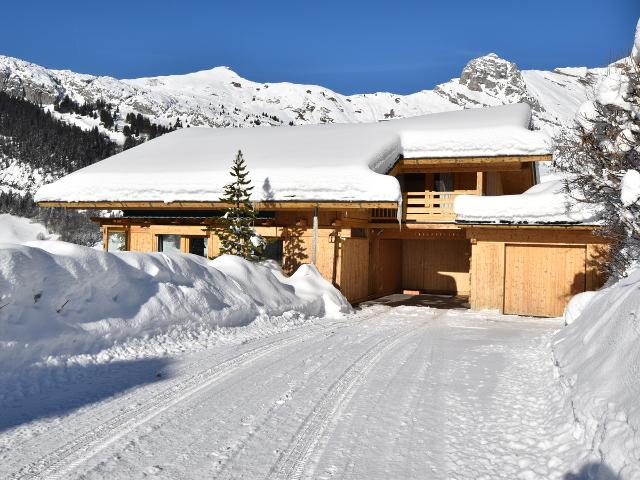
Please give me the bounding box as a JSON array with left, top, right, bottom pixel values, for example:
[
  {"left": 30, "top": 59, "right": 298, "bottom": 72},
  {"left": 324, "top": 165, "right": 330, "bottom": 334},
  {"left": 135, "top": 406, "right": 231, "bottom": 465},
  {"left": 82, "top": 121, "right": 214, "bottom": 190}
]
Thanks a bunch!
[{"left": 35, "top": 104, "right": 607, "bottom": 317}]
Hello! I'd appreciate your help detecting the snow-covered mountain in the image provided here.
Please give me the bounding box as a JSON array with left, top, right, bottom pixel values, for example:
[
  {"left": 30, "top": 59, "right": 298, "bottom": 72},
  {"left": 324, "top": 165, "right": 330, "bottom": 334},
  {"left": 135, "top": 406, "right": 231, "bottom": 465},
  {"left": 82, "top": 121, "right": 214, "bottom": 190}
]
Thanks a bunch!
[
  {"left": 1, "top": 53, "right": 605, "bottom": 133},
  {"left": 0, "top": 52, "right": 607, "bottom": 197}
]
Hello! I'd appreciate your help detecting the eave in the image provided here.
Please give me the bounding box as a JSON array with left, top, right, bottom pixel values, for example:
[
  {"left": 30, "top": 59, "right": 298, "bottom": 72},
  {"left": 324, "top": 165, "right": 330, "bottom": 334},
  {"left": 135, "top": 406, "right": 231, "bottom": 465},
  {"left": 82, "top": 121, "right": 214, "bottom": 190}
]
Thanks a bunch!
[
  {"left": 37, "top": 200, "right": 399, "bottom": 210},
  {"left": 386, "top": 154, "right": 552, "bottom": 176}
]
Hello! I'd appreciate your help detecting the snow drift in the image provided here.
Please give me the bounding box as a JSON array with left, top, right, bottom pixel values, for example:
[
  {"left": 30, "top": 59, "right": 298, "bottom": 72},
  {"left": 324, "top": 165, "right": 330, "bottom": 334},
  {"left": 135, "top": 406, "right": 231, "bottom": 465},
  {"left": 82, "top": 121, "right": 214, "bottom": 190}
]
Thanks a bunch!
[
  {"left": 554, "top": 269, "right": 640, "bottom": 478},
  {"left": 0, "top": 241, "right": 351, "bottom": 372},
  {"left": 454, "top": 179, "right": 601, "bottom": 224}
]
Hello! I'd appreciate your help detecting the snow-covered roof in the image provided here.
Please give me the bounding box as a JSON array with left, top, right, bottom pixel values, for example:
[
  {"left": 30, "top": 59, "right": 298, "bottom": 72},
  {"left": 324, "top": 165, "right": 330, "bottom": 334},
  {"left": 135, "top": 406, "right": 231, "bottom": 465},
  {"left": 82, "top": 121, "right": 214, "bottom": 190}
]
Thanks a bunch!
[
  {"left": 35, "top": 104, "right": 549, "bottom": 205},
  {"left": 454, "top": 180, "right": 602, "bottom": 225}
]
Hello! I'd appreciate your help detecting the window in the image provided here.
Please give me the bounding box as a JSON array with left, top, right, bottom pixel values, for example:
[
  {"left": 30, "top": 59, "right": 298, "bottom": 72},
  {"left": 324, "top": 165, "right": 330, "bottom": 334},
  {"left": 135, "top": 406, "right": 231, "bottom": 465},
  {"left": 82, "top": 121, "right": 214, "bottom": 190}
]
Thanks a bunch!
[
  {"left": 351, "top": 228, "right": 366, "bottom": 238},
  {"left": 107, "top": 231, "right": 127, "bottom": 252},
  {"left": 158, "top": 234, "right": 181, "bottom": 253},
  {"left": 263, "top": 238, "right": 284, "bottom": 264},
  {"left": 188, "top": 237, "right": 209, "bottom": 257},
  {"left": 434, "top": 173, "right": 454, "bottom": 209},
  {"left": 434, "top": 173, "right": 454, "bottom": 192}
]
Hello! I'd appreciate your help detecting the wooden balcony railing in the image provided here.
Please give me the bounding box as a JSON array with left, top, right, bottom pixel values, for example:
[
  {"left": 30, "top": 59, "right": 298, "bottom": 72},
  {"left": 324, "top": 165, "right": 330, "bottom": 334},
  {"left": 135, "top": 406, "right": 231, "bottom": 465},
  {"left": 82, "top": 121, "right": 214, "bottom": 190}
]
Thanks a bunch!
[{"left": 371, "top": 190, "right": 480, "bottom": 223}]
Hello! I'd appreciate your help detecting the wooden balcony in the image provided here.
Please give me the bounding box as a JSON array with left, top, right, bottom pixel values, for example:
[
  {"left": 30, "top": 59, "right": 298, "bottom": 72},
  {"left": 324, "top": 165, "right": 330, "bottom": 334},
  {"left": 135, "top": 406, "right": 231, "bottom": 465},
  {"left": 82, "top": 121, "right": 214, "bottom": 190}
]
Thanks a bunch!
[{"left": 371, "top": 190, "right": 480, "bottom": 223}]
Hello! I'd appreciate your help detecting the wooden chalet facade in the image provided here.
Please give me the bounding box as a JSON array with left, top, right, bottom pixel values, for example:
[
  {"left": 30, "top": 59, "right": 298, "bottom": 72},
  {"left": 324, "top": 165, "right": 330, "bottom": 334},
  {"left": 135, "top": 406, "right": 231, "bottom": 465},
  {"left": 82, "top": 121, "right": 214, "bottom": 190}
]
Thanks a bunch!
[{"left": 36, "top": 105, "right": 607, "bottom": 317}]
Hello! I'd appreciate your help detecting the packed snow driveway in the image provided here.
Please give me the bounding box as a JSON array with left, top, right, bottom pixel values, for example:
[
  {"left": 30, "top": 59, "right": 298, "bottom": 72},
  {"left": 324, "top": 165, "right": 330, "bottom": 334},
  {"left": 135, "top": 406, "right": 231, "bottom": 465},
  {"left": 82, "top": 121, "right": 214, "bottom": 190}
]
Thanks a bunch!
[{"left": 2, "top": 306, "right": 592, "bottom": 479}]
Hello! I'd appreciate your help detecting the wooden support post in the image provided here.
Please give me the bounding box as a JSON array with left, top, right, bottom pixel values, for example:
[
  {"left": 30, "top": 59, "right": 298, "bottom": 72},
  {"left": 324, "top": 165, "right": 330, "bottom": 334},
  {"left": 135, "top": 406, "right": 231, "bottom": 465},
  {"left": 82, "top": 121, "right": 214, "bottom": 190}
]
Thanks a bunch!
[
  {"left": 312, "top": 204, "right": 319, "bottom": 265},
  {"left": 476, "top": 171, "right": 484, "bottom": 195}
]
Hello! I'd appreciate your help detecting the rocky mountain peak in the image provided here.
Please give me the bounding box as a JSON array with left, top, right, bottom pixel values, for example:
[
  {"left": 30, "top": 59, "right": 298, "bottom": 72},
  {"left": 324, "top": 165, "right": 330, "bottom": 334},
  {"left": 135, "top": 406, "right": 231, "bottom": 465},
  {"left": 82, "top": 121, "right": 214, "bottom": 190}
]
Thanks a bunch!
[{"left": 455, "top": 53, "right": 542, "bottom": 112}]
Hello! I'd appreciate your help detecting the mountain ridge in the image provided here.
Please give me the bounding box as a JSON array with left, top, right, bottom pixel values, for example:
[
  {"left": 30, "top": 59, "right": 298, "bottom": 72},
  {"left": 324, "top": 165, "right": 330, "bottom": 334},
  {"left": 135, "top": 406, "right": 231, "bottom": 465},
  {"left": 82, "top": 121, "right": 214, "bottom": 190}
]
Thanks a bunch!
[{"left": 0, "top": 52, "right": 606, "bottom": 134}]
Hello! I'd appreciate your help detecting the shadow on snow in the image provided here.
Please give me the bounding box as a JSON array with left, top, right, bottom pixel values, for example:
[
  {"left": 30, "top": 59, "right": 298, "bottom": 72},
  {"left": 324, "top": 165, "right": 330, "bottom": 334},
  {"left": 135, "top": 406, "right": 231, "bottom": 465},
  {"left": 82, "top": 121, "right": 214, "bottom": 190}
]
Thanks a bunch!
[
  {"left": 564, "top": 462, "right": 618, "bottom": 480},
  {"left": 0, "top": 357, "right": 170, "bottom": 433}
]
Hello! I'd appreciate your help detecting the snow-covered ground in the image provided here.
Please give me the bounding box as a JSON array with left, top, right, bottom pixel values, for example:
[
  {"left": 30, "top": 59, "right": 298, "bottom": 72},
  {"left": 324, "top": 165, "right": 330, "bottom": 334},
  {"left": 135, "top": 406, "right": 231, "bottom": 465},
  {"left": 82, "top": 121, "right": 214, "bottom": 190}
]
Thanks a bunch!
[
  {"left": 0, "top": 304, "right": 613, "bottom": 480},
  {"left": 1, "top": 222, "right": 636, "bottom": 478}
]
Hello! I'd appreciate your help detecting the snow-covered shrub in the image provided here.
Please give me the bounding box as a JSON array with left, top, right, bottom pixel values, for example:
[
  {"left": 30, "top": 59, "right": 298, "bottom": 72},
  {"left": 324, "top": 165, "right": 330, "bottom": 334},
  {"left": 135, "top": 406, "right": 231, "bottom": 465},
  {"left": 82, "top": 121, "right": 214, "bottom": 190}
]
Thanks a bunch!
[{"left": 554, "top": 20, "right": 640, "bottom": 277}]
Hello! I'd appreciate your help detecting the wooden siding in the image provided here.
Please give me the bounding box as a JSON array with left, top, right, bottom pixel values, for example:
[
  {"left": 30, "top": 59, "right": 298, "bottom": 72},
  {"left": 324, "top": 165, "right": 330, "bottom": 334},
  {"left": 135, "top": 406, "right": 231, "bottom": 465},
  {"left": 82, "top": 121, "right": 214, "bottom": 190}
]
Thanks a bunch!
[
  {"left": 499, "top": 166, "right": 536, "bottom": 195},
  {"left": 503, "top": 244, "right": 587, "bottom": 317},
  {"left": 402, "top": 239, "right": 471, "bottom": 295},
  {"left": 368, "top": 237, "right": 403, "bottom": 298},
  {"left": 129, "top": 226, "right": 153, "bottom": 252},
  {"left": 340, "top": 238, "right": 370, "bottom": 302},
  {"left": 469, "top": 241, "right": 505, "bottom": 310}
]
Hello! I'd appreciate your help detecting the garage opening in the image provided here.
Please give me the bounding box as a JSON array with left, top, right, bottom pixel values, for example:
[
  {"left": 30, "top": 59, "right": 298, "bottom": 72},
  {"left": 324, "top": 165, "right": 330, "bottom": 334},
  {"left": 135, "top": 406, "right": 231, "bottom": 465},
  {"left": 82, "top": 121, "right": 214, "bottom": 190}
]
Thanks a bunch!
[{"left": 367, "top": 236, "right": 471, "bottom": 309}]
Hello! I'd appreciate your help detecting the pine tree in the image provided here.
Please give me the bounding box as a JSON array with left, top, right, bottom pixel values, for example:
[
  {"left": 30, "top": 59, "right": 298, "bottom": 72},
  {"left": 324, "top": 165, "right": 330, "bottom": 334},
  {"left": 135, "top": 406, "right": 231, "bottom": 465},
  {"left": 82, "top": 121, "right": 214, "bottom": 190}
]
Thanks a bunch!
[
  {"left": 212, "top": 150, "right": 265, "bottom": 260},
  {"left": 554, "top": 55, "right": 640, "bottom": 277}
]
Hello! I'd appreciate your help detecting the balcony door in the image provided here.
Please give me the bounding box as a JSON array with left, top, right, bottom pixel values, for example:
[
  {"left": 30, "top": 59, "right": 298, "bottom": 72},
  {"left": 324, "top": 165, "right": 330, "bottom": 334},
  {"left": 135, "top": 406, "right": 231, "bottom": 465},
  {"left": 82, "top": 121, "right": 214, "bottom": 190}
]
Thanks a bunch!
[{"left": 434, "top": 173, "right": 454, "bottom": 209}]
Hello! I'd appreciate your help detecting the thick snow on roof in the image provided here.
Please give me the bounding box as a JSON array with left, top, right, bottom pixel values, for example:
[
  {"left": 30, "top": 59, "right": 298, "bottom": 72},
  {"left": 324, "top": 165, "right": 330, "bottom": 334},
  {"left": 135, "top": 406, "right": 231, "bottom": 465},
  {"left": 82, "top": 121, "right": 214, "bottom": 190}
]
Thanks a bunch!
[
  {"left": 454, "top": 180, "right": 602, "bottom": 225},
  {"left": 35, "top": 104, "right": 549, "bottom": 204}
]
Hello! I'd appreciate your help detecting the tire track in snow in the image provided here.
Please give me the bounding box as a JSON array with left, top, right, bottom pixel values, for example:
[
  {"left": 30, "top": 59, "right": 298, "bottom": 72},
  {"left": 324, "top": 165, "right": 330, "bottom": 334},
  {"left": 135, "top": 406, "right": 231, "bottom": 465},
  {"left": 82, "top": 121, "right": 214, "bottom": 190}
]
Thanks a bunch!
[
  {"left": 8, "top": 314, "right": 376, "bottom": 480},
  {"left": 210, "top": 310, "right": 400, "bottom": 478},
  {"left": 266, "top": 314, "right": 426, "bottom": 480}
]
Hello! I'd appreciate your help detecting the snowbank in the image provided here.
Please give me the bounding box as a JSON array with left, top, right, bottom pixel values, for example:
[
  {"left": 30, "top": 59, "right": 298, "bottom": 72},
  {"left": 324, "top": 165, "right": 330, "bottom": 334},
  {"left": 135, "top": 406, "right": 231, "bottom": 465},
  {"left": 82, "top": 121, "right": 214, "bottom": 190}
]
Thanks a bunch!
[
  {"left": 34, "top": 104, "right": 550, "bottom": 204},
  {"left": 554, "top": 270, "right": 640, "bottom": 477},
  {"left": 454, "top": 180, "right": 601, "bottom": 224},
  {"left": 0, "top": 214, "right": 58, "bottom": 243},
  {"left": 0, "top": 242, "right": 351, "bottom": 373}
]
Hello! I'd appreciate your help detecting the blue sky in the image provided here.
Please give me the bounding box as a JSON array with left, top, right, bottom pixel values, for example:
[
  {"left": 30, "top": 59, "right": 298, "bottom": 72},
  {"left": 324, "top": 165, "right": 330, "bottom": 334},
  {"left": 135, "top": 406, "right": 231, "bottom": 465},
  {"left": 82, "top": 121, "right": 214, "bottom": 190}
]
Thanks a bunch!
[{"left": 1, "top": 1, "right": 637, "bottom": 94}]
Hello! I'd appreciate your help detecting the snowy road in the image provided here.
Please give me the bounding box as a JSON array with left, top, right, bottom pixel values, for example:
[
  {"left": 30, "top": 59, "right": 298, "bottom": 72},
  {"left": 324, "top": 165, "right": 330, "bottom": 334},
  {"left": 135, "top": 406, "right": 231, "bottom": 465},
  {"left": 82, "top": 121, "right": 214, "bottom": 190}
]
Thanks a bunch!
[{"left": 1, "top": 306, "right": 591, "bottom": 479}]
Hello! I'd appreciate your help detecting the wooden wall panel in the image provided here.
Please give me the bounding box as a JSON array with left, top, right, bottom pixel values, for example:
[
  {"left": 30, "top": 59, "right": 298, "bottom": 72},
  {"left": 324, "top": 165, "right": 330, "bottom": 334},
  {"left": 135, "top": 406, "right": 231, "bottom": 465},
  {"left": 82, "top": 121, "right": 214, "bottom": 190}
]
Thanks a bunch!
[
  {"left": 503, "top": 244, "right": 586, "bottom": 317},
  {"left": 484, "top": 172, "right": 504, "bottom": 196},
  {"left": 469, "top": 241, "right": 505, "bottom": 311},
  {"left": 340, "top": 238, "right": 370, "bottom": 302},
  {"left": 454, "top": 172, "right": 478, "bottom": 191},
  {"left": 586, "top": 243, "right": 609, "bottom": 291},
  {"left": 402, "top": 239, "right": 471, "bottom": 295},
  {"left": 281, "top": 227, "right": 340, "bottom": 292},
  {"left": 368, "top": 237, "right": 403, "bottom": 298},
  {"left": 129, "top": 227, "right": 152, "bottom": 252},
  {"left": 499, "top": 166, "right": 535, "bottom": 195},
  {"left": 466, "top": 226, "right": 607, "bottom": 246}
]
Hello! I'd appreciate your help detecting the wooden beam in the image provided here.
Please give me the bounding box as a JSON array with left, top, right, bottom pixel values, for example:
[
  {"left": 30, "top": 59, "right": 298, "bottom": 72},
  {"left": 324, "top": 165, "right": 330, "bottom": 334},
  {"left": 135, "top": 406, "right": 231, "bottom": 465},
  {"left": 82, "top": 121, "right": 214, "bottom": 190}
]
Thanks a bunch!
[
  {"left": 39, "top": 200, "right": 398, "bottom": 210},
  {"left": 368, "top": 223, "right": 463, "bottom": 230},
  {"left": 400, "top": 154, "right": 551, "bottom": 165},
  {"left": 394, "top": 162, "right": 531, "bottom": 174}
]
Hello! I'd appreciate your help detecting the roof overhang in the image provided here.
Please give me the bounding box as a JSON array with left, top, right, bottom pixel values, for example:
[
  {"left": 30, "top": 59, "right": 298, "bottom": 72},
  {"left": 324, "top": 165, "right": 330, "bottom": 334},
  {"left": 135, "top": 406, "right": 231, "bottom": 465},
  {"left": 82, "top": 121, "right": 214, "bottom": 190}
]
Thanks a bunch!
[
  {"left": 387, "top": 154, "right": 552, "bottom": 175},
  {"left": 37, "top": 200, "right": 398, "bottom": 210}
]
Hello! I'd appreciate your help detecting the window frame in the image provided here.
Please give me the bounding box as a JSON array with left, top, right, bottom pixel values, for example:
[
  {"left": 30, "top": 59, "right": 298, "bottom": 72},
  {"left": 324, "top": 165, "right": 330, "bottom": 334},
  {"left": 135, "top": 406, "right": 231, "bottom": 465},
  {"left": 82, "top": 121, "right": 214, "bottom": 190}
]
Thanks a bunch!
[{"left": 105, "top": 227, "right": 128, "bottom": 252}]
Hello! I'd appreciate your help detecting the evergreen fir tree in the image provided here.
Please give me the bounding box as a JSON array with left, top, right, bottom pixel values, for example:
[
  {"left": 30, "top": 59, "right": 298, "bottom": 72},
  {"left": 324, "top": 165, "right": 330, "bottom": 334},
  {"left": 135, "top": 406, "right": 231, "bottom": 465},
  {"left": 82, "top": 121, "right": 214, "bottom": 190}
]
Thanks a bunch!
[{"left": 212, "top": 150, "right": 265, "bottom": 260}]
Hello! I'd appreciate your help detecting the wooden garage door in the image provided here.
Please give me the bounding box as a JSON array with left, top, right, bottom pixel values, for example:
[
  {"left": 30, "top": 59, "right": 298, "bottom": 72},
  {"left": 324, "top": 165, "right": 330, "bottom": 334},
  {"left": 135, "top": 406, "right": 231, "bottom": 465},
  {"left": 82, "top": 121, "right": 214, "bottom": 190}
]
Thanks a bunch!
[{"left": 504, "top": 244, "right": 586, "bottom": 317}]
